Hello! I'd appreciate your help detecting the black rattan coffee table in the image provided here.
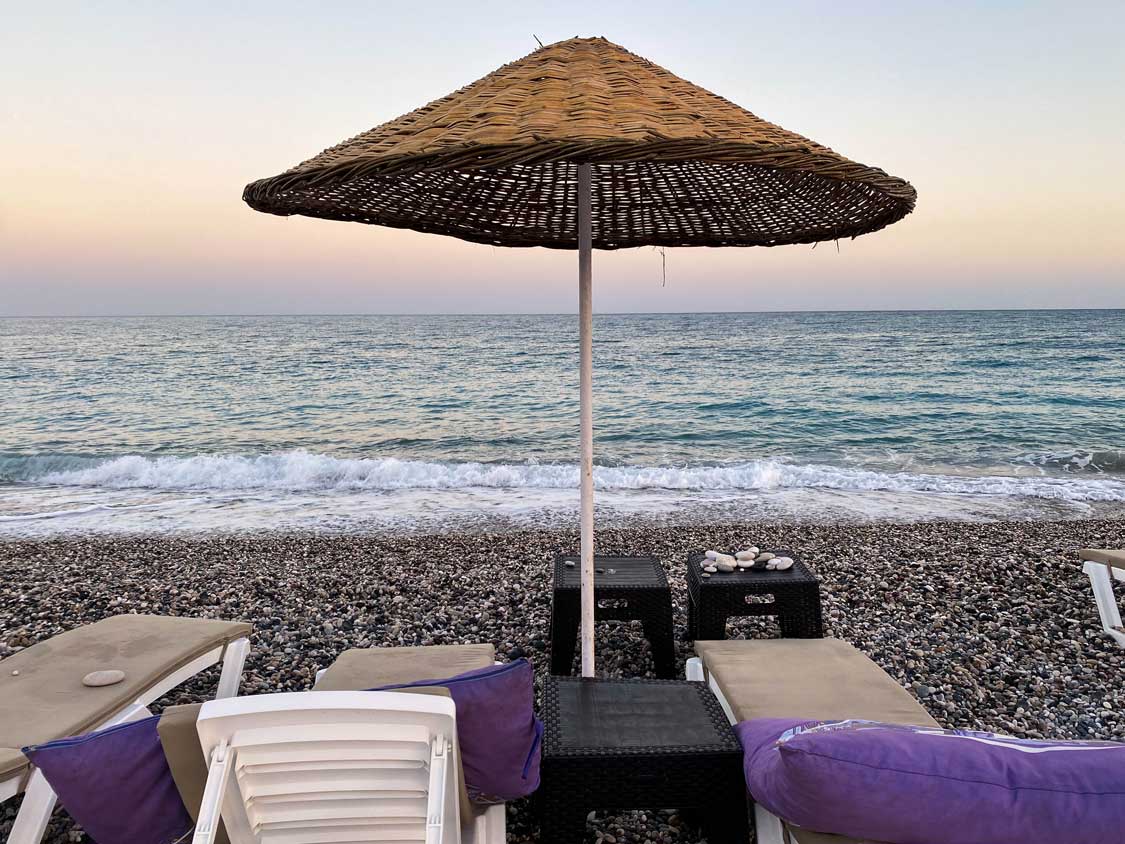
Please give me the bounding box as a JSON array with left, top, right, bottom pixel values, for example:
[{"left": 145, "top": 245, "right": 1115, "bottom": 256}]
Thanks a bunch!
[
  {"left": 539, "top": 676, "right": 749, "bottom": 844},
  {"left": 687, "top": 550, "right": 824, "bottom": 640},
  {"left": 550, "top": 555, "right": 675, "bottom": 678}
]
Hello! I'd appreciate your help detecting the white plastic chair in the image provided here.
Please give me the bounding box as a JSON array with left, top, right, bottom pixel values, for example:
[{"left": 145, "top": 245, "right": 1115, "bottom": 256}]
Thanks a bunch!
[
  {"left": 192, "top": 691, "right": 503, "bottom": 844},
  {"left": 1081, "top": 549, "right": 1125, "bottom": 648}
]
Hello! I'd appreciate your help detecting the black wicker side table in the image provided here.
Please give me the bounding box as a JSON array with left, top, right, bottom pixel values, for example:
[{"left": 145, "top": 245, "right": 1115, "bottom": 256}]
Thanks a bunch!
[
  {"left": 686, "top": 550, "right": 824, "bottom": 640},
  {"left": 539, "top": 676, "right": 749, "bottom": 844},
  {"left": 550, "top": 555, "right": 675, "bottom": 678}
]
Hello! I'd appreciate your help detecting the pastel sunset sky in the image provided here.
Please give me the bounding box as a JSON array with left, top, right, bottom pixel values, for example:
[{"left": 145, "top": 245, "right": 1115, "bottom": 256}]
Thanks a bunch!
[{"left": 3, "top": 1, "right": 1123, "bottom": 316}]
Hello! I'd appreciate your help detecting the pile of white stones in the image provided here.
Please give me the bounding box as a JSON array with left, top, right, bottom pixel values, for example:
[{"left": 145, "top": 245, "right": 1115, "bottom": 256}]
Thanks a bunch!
[{"left": 700, "top": 547, "right": 795, "bottom": 576}]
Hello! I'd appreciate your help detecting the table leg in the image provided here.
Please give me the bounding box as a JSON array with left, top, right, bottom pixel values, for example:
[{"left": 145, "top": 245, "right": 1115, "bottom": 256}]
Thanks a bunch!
[
  {"left": 778, "top": 591, "right": 824, "bottom": 638},
  {"left": 703, "top": 781, "right": 751, "bottom": 844},
  {"left": 538, "top": 799, "right": 587, "bottom": 844},
  {"left": 642, "top": 598, "right": 676, "bottom": 679},
  {"left": 697, "top": 605, "right": 727, "bottom": 641},
  {"left": 550, "top": 592, "right": 580, "bottom": 675}
]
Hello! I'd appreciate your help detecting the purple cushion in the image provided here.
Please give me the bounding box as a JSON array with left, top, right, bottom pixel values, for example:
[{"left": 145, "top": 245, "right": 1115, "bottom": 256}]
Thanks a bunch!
[
  {"left": 23, "top": 716, "right": 192, "bottom": 844},
  {"left": 370, "top": 658, "right": 542, "bottom": 803},
  {"left": 737, "top": 718, "right": 1125, "bottom": 844}
]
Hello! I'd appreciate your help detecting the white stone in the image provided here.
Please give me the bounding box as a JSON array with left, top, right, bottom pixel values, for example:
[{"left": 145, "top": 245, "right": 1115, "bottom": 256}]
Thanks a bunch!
[
  {"left": 774, "top": 558, "right": 795, "bottom": 571},
  {"left": 737, "top": 560, "right": 753, "bottom": 569},
  {"left": 714, "top": 553, "right": 737, "bottom": 566},
  {"left": 756, "top": 552, "right": 775, "bottom": 562},
  {"left": 703, "top": 565, "right": 717, "bottom": 573},
  {"left": 715, "top": 561, "right": 735, "bottom": 572},
  {"left": 83, "top": 669, "right": 125, "bottom": 687},
  {"left": 704, "top": 550, "right": 719, "bottom": 560},
  {"left": 735, "top": 550, "right": 755, "bottom": 561}
]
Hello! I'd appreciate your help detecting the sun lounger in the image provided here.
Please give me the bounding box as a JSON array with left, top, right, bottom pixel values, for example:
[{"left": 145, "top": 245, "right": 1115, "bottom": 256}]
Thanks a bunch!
[
  {"left": 1080, "top": 549, "right": 1125, "bottom": 647},
  {"left": 1, "top": 614, "right": 251, "bottom": 844},
  {"left": 686, "top": 638, "right": 938, "bottom": 844},
  {"left": 182, "top": 643, "right": 507, "bottom": 844}
]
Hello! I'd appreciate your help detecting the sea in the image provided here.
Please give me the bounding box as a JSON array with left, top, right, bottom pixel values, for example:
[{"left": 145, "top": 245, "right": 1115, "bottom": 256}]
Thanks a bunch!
[{"left": 2, "top": 310, "right": 1124, "bottom": 537}]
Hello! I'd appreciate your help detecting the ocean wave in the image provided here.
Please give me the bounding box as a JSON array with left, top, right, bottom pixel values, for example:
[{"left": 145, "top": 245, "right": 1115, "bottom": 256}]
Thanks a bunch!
[
  {"left": 5, "top": 450, "right": 1125, "bottom": 502},
  {"left": 1017, "top": 449, "right": 1125, "bottom": 474}
]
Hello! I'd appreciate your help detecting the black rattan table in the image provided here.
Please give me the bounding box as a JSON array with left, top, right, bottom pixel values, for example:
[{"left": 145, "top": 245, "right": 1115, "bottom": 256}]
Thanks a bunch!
[
  {"left": 687, "top": 550, "right": 824, "bottom": 640},
  {"left": 550, "top": 555, "right": 675, "bottom": 678},
  {"left": 539, "top": 676, "right": 749, "bottom": 844}
]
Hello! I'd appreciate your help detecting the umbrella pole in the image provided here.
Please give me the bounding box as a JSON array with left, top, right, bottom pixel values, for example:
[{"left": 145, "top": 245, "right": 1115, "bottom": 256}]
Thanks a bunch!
[{"left": 577, "top": 162, "right": 595, "bottom": 678}]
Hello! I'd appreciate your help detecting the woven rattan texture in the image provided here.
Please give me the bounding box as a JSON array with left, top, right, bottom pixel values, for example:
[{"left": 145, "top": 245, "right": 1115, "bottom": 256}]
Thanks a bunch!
[
  {"left": 245, "top": 37, "right": 915, "bottom": 249},
  {"left": 686, "top": 550, "right": 824, "bottom": 640},
  {"left": 550, "top": 556, "right": 675, "bottom": 677},
  {"left": 554, "top": 555, "right": 669, "bottom": 590},
  {"left": 539, "top": 677, "right": 748, "bottom": 844}
]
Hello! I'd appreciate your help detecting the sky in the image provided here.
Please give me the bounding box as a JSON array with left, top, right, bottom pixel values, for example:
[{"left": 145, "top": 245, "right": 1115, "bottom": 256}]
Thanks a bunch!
[{"left": 2, "top": 1, "right": 1123, "bottom": 316}]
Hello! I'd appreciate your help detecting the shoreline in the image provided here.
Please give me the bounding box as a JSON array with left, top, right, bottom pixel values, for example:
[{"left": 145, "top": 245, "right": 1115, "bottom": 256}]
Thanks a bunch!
[{"left": 3, "top": 516, "right": 1123, "bottom": 842}]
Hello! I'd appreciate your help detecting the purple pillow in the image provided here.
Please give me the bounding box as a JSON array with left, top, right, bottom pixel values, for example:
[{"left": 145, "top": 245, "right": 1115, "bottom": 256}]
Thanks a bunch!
[
  {"left": 370, "top": 658, "right": 542, "bottom": 803},
  {"left": 736, "top": 718, "right": 1125, "bottom": 844},
  {"left": 23, "top": 716, "right": 192, "bottom": 844}
]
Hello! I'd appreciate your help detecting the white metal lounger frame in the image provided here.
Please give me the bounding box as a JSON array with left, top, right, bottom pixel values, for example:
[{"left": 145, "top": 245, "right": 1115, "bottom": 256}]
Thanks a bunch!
[
  {"left": 3, "top": 636, "right": 250, "bottom": 844},
  {"left": 192, "top": 691, "right": 504, "bottom": 844},
  {"left": 686, "top": 657, "right": 791, "bottom": 844},
  {"left": 1082, "top": 558, "right": 1125, "bottom": 648}
]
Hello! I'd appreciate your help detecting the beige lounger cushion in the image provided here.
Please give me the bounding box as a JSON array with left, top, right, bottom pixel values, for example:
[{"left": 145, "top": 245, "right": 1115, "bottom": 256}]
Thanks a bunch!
[
  {"left": 0, "top": 748, "right": 27, "bottom": 785},
  {"left": 313, "top": 643, "right": 496, "bottom": 690},
  {"left": 1081, "top": 548, "right": 1125, "bottom": 571},
  {"left": 695, "top": 638, "right": 939, "bottom": 726},
  {"left": 158, "top": 703, "right": 229, "bottom": 844},
  {"left": 0, "top": 614, "right": 251, "bottom": 789}
]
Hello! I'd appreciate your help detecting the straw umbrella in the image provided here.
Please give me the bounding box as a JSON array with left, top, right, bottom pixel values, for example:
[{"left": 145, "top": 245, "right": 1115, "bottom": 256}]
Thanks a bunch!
[{"left": 244, "top": 37, "right": 916, "bottom": 677}]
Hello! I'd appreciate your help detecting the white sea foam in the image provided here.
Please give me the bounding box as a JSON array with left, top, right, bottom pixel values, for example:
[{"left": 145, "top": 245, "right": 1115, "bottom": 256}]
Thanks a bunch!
[{"left": 22, "top": 450, "right": 1125, "bottom": 502}]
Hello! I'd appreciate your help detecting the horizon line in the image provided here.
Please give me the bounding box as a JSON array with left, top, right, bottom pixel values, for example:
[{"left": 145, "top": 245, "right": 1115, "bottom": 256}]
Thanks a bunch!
[{"left": 2, "top": 306, "right": 1124, "bottom": 319}]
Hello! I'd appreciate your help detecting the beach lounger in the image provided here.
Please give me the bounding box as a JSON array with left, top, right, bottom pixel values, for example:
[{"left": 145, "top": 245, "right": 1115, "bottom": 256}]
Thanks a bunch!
[
  {"left": 1080, "top": 549, "right": 1125, "bottom": 648},
  {"left": 686, "top": 638, "right": 938, "bottom": 844},
  {"left": 1, "top": 614, "right": 251, "bottom": 844},
  {"left": 183, "top": 644, "right": 506, "bottom": 844}
]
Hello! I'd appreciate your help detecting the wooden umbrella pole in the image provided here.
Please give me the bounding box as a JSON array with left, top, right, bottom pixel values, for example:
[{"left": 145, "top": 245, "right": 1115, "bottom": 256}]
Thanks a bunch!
[{"left": 577, "top": 162, "right": 595, "bottom": 678}]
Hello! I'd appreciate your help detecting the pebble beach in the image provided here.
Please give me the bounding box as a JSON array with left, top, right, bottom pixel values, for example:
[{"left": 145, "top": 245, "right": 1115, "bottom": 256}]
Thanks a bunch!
[{"left": 3, "top": 517, "right": 1124, "bottom": 843}]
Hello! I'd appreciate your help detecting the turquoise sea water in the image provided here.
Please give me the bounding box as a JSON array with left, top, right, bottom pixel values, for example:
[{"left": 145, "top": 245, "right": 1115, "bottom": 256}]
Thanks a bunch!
[{"left": 2, "top": 311, "right": 1124, "bottom": 534}]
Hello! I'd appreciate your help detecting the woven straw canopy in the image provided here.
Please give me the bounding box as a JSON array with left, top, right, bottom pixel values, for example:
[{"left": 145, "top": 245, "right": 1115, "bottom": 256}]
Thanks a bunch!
[{"left": 245, "top": 37, "right": 915, "bottom": 250}]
